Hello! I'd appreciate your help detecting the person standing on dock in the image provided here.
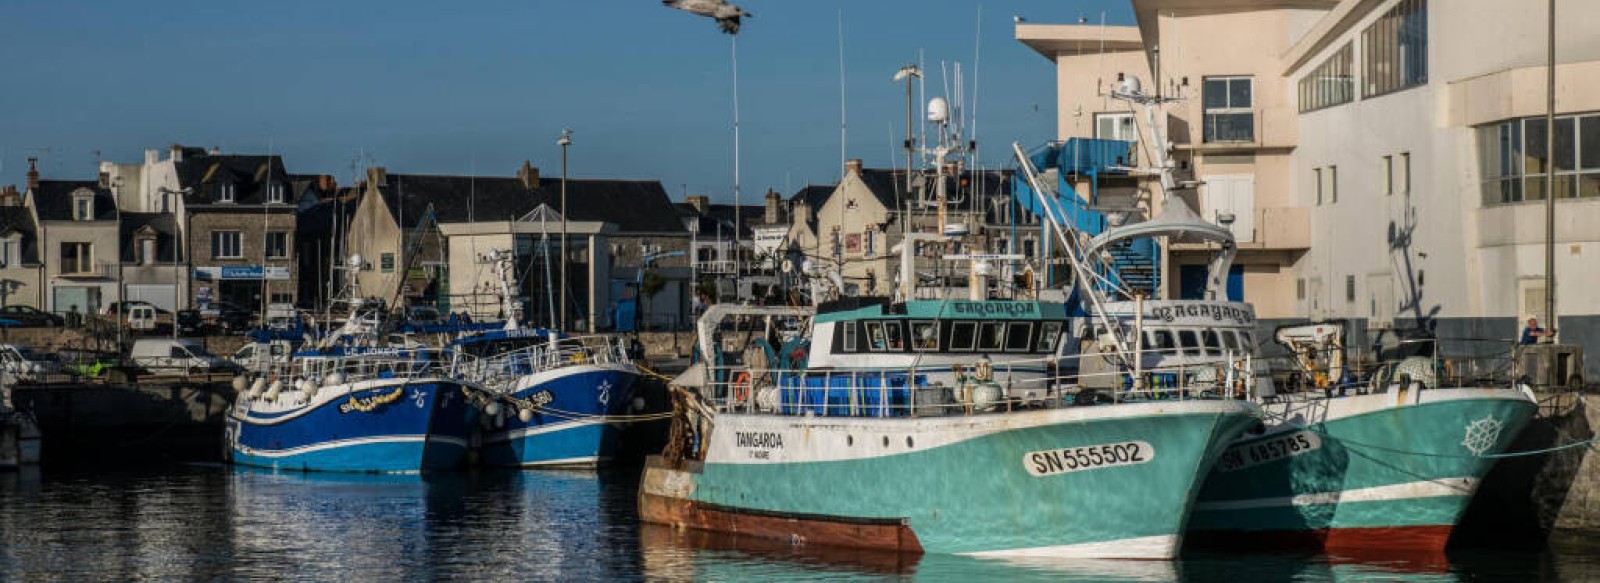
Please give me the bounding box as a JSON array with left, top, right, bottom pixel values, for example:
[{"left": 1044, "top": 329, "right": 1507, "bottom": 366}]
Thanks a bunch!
[{"left": 1521, "top": 317, "right": 1554, "bottom": 345}]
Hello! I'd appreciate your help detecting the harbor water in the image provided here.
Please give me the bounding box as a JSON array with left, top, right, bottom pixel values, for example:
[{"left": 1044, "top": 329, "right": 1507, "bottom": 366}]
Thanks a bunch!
[{"left": 2, "top": 463, "right": 1598, "bottom": 582}]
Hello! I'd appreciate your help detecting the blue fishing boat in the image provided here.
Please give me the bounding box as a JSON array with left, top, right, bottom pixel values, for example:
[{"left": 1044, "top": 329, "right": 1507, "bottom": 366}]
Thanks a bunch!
[
  {"left": 226, "top": 345, "right": 487, "bottom": 473},
  {"left": 447, "top": 249, "right": 643, "bottom": 469}
]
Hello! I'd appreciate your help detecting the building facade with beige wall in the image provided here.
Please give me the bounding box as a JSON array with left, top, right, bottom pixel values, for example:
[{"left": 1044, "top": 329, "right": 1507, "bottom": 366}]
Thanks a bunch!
[{"left": 1023, "top": 0, "right": 1600, "bottom": 376}]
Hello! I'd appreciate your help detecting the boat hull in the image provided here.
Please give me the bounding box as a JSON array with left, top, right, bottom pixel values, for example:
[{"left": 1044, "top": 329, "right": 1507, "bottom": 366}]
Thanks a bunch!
[
  {"left": 1186, "top": 388, "right": 1538, "bottom": 552},
  {"left": 228, "top": 379, "right": 477, "bottom": 473},
  {"left": 479, "top": 365, "right": 638, "bottom": 468},
  {"left": 640, "top": 400, "right": 1259, "bottom": 558}
]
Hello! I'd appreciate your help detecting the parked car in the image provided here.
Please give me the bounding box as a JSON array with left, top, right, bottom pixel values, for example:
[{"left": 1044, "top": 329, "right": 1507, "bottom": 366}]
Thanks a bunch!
[
  {"left": 0, "top": 305, "right": 65, "bottom": 327},
  {"left": 177, "top": 309, "right": 206, "bottom": 335},
  {"left": 129, "top": 339, "right": 240, "bottom": 375}
]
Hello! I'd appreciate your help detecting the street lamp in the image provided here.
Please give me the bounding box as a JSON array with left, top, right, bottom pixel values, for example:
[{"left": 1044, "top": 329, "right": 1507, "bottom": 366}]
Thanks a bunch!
[
  {"left": 558, "top": 129, "right": 573, "bottom": 331},
  {"left": 157, "top": 186, "right": 192, "bottom": 340}
]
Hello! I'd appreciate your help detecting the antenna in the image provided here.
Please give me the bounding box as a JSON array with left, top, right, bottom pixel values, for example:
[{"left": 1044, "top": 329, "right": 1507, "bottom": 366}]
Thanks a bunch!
[{"left": 837, "top": 10, "right": 847, "bottom": 177}]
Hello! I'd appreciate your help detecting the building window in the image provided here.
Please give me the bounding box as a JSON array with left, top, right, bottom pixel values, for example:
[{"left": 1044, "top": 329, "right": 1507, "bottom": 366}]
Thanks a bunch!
[
  {"left": 268, "top": 183, "right": 285, "bottom": 204},
  {"left": 1298, "top": 43, "right": 1354, "bottom": 113},
  {"left": 1327, "top": 166, "right": 1338, "bottom": 204},
  {"left": 140, "top": 238, "right": 157, "bottom": 265},
  {"left": 381, "top": 252, "right": 395, "bottom": 273},
  {"left": 1314, "top": 168, "right": 1323, "bottom": 205},
  {"left": 1400, "top": 152, "right": 1412, "bottom": 195},
  {"left": 1479, "top": 113, "right": 1600, "bottom": 205},
  {"left": 61, "top": 242, "right": 92, "bottom": 274},
  {"left": 1346, "top": 275, "right": 1356, "bottom": 303},
  {"left": 1362, "top": 0, "right": 1427, "bottom": 98},
  {"left": 0, "top": 238, "right": 16, "bottom": 268},
  {"left": 211, "top": 231, "right": 242, "bottom": 259},
  {"left": 218, "top": 183, "right": 235, "bottom": 203},
  {"left": 74, "top": 195, "right": 94, "bottom": 221},
  {"left": 1202, "top": 76, "right": 1254, "bottom": 143},
  {"left": 1297, "top": 278, "right": 1306, "bottom": 300},
  {"left": 864, "top": 227, "right": 876, "bottom": 258},
  {"left": 265, "top": 231, "right": 289, "bottom": 259},
  {"left": 1383, "top": 155, "right": 1394, "bottom": 196}
]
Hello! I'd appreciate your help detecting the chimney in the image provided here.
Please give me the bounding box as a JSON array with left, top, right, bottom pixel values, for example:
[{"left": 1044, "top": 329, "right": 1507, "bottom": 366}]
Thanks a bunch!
[
  {"left": 169, "top": 144, "right": 183, "bottom": 163},
  {"left": 145, "top": 149, "right": 160, "bottom": 165},
  {"left": 367, "top": 166, "right": 388, "bottom": 186},
  {"left": 764, "top": 189, "right": 781, "bottom": 224},
  {"left": 686, "top": 195, "right": 710, "bottom": 214},
  {"left": 517, "top": 160, "right": 540, "bottom": 189},
  {"left": 98, "top": 170, "right": 110, "bottom": 188},
  {"left": 26, "top": 157, "right": 39, "bottom": 190},
  {"left": 0, "top": 185, "right": 18, "bottom": 206},
  {"left": 846, "top": 159, "right": 863, "bottom": 175}
]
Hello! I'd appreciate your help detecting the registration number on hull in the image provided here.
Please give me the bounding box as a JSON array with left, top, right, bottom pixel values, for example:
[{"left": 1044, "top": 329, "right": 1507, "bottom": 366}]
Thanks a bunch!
[
  {"left": 1216, "top": 430, "right": 1322, "bottom": 472},
  {"left": 1024, "top": 441, "right": 1154, "bottom": 477}
]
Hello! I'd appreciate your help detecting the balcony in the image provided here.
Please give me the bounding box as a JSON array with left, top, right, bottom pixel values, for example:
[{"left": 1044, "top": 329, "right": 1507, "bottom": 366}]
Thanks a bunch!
[
  {"left": 59, "top": 259, "right": 116, "bottom": 279},
  {"left": 1169, "top": 206, "right": 1309, "bottom": 252}
]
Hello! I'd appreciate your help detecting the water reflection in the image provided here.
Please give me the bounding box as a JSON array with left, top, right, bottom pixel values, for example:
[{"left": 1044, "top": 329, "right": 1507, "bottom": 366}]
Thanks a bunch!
[{"left": 2, "top": 465, "right": 1600, "bottom": 581}]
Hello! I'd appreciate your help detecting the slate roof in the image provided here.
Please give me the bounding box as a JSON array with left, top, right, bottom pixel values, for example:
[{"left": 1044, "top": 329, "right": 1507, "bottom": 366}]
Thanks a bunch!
[
  {"left": 0, "top": 206, "right": 40, "bottom": 264},
  {"left": 175, "top": 152, "right": 293, "bottom": 206},
  {"left": 296, "top": 188, "right": 361, "bottom": 238},
  {"left": 789, "top": 184, "right": 835, "bottom": 211},
  {"left": 30, "top": 180, "right": 118, "bottom": 221},
  {"left": 118, "top": 212, "right": 182, "bottom": 263},
  {"left": 375, "top": 174, "right": 686, "bottom": 234}
]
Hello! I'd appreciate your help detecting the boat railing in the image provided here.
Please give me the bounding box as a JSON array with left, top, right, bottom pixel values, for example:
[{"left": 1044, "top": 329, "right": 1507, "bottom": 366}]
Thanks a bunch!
[
  {"left": 1260, "top": 337, "right": 1525, "bottom": 397},
  {"left": 451, "top": 335, "right": 632, "bottom": 391},
  {"left": 699, "top": 348, "right": 1253, "bottom": 418},
  {"left": 237, "top": 347, "right": 453, "bottom": 408}
]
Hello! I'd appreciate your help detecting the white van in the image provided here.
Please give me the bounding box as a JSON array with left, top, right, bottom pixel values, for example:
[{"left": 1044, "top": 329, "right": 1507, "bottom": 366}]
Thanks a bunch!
[
  {"left": 128, "top": 305, "right": 159, "bottom": 332},
  {"left": 130, "top": 339, "right": 239, "bottom": 375}
]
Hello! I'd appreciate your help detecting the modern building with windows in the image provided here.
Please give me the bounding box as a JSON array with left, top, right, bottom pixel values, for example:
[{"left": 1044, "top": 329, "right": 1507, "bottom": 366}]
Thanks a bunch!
[{"left": 1021, "top": 0, "right": 1600, "bottom": 376}]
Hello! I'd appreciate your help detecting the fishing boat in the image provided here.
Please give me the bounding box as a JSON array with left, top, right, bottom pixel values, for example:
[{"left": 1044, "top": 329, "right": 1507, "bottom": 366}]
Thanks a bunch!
[
  {"left": 225, "top": 257, "right": 491, "bottom": 473},
  {"left": 638, "top": 96, "right": 1259, "bottom": 559},
  {"left": 449, "top": 250, "right": 643, "bottom": 468},
  {"left": 1011, "top": 74, "right": 1538, "bottom": 553}
]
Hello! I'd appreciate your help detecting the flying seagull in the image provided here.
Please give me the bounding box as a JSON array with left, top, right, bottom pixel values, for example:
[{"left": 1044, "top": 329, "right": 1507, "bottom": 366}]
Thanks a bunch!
[{"left": 663, "top": 0, "right": 751, "bottom": 34}]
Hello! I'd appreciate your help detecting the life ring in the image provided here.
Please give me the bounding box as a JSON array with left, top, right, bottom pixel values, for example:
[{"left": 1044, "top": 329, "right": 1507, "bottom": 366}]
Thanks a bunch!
[
  {"left": 732, "top": 371, "right": 752, "bottom": 402},
  {"left": 789, "top": 345, "right": 809, "bottom": 366}
]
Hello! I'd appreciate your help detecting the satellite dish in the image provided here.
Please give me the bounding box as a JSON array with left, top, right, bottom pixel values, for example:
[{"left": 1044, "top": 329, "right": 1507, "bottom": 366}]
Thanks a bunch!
[{"left": 1118, "top": 75, "right": 1142, "bottom": 96}]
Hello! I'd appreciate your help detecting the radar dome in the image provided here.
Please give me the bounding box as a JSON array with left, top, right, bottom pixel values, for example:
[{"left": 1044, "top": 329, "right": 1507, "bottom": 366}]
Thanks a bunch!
[{"left": 927, "top": 97, "right": 949, "bottom": 123}]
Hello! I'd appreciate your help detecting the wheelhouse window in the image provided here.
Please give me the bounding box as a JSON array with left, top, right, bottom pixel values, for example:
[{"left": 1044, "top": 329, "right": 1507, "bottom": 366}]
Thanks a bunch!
[
  {"left": 910, "top": 321, "right": 938, "bottom": 351},
  {"left": 883, "top": 321, "right": 904, "bottom": 351},
  {"left": 1201, "top": 330, "right": 1222, "bottom": 355},
  {"left": 978, "top": 322, "right": 1005, "bottom": 352},
  {"left": 1149, "top": 329, "right": 1178, "bottom": 356},
  {"left": 1177, "top": 330, "right": 1200, "bottom": 356},
  {"left": 1220, "top": 330, "right": 1241, "bottom": 352},
  {"left": 841, "top": 322, "right": 857, "bottom": 352},
  {"left": 1037, "top": 322, "right": 1063, "bottom": 353},
  {"left": 949, "top": 321, "right": 977, "bottom": 351},
  {"left": 865, "top": 321, "right": 886, "bottom": 351},
  {"left": 1005, "top": 322, "right": 1033, "bottom": 353},
  {"left": 1203, "top": 76, "right": 1254, "bottom": 143}
]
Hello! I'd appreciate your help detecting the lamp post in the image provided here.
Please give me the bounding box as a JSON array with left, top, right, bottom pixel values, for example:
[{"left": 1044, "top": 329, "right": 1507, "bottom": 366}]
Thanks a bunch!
[
  {"left": 157, "top": 186, "right": 192, "bottom": 340},
  {"left": 558, "top": 129, "right": 573, "bottom": 331}
]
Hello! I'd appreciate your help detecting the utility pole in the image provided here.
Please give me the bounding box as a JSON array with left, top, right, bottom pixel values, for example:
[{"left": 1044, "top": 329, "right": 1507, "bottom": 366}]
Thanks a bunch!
[
  {"left": 558, "top": 129, "right": 573, "bottom": 331},
  {"left": 1544, "top": 0, "right": 1557, "bottom": 333}
]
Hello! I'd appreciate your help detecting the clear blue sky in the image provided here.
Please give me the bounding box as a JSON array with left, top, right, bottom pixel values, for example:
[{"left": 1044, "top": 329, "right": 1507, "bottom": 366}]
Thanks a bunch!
[{"left": 1, "top": 0, "right": 1131, "bottom": 203}]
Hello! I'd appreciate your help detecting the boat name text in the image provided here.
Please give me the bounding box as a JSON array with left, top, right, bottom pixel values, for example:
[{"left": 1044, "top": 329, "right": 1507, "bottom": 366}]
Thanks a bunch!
[
  {"left": 1147, "top": 304, "right": 1254, "bottom": 325},
  {"left": 951, "top": 301, "right": 1037, "bottom": 318},
  {"left": 1024, "top": 441, "right": 1154, "bottom": 477},
  {"left": 736, "top": 431, "right": 784, "bottom": 459}
]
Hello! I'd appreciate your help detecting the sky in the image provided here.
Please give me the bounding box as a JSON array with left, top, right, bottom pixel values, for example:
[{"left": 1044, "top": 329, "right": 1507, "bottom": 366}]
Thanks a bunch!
[{"left": 0, "top": 0, "right": 1133, "bottom": 204}]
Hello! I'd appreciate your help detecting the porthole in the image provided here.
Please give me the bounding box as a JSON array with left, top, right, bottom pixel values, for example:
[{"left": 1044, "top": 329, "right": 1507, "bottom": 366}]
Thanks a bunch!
[
  {"left": 906, "top": 436, "right": 914, "bottom": 448},
  {"left": 882, "top": 436, "right": 890, "bottom": 447},
  {"left": 847, "top": 435, "right": 854, "bottom": 446}
]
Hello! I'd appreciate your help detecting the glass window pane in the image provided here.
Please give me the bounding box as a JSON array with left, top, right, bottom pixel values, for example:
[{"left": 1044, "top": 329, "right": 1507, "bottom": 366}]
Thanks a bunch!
[
  {"left": 1582, "top": 116, "right": 1600, "bottom": 170},
  {"left": 1555, "top": 117, "right": 1577, "bottom": 173},
  {"left": 1230, "top": 78, "right": 1253, "bottom": 108},
  {"left": 1580, "top": 174, "right": 1600, "bottom": 198},
  {"left": 1526, "top": 176, "right": 1547, "bottom": 201},
  {"left": 949, "top": 322, "right": 977, "bottom": 351},
  {"left": 1525, "top": 118, "right": 1548, "bottom": 175},
  {"left": 1005, "top": 323, "right": 1033, "bottom": 352},
  {"left": 1203, "top": 79, "right": 1228, "bottom": 109}
]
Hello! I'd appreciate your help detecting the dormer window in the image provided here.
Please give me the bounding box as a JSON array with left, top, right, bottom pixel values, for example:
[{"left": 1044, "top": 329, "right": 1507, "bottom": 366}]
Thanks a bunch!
[
  {"left": 268, "top": 182, "right": 285, "bottom": 203},
  {"left": 218, "top": 182, "right": 235, "bottom": 203},
  {"left": 139, "top": 236, "right": 157, "bottom": 265},
  {"left": 72, "top": 189, "right": 95, "bottom": 221}
]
